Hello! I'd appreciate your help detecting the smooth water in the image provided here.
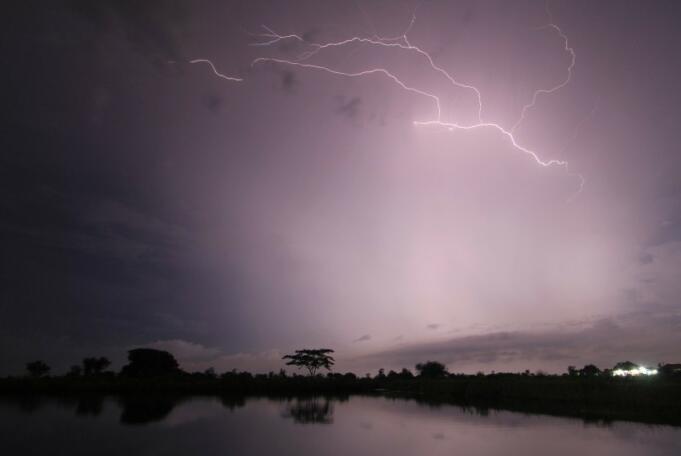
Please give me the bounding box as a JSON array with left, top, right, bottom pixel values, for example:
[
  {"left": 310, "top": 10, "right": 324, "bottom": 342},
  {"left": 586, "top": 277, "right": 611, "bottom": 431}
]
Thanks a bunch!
[{"left": 1, "top": 395, "right": 680, "bottom": 455}]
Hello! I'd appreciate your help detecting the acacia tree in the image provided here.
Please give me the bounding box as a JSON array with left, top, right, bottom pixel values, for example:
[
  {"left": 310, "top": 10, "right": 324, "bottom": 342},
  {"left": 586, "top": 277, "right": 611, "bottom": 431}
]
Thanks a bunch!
[{"left": 282, "top": 349, "right": 335, "bottom": 376}]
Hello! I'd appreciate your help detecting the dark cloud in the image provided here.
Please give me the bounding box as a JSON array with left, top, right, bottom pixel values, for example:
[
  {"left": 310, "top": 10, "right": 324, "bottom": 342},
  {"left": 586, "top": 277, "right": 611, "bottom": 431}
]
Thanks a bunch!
[
  {"left": 460, "top": 4, "right": 476, "bottom": 25},
  {"left": 0, "top": 5, "right": 249, "bottom": 373},
  {"left": 301, "top": 29, "right": 320, "bottom": 43},
  {"left": 68, "top": 0, "right": 187, "bottom": 63},
  {"left": 203, "top": 94, "right": 224, "bottom": 113},
  {"left": 637, "top": 251, "right": 654, "bottom": 264},
  {"left": 3, "top": 0, "right": 681, "bottom": 377},
  {"left": 426, "top": 323, "right": 442, "bottom": 330},
  {"left": 280, "top": 69, "right": 299, "bottom": 93},
  {"left": 649, "top": 217, "right": 681, "bottom": 247},
  {"left": 336, "top": 96, "right": 361, "bottom": 118},
  {"left": 353, "top": 334, "right": 372, "bottom": 343},
  {"left": 364, "top": 313, "right": 681, "bottom": 372},
  {"left": 259, "top": 64, "right": 300, "bottom": 93}
]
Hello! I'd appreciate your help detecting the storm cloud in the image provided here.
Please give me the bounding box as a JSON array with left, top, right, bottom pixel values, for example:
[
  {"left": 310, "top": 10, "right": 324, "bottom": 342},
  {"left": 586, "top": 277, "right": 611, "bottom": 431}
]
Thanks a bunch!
[
  {"left": 2, "top": 1, "right": 681, "bottom": 376},
  {"left": 362, "top": 311, "right": 681, "bottom": 373}
]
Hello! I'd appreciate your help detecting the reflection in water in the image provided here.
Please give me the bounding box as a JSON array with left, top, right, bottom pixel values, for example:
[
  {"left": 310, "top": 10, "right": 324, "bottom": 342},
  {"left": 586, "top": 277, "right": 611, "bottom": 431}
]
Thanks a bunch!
[
  {"left": 220, "top": 395, "right": 246, "bottom": 411},
  {"left": 283, "top": 397, "right": 334, "bottom": 424},
  {"left": 75, "top": 395, "right": 103, "bottom": 417},
  {"left": 1, "top": 395, "right": 680, "bottom": 455},
  {"left": 118, "top": 396, "right": 178, "bottom": 425},
  {"left": 359, "top": 420, "right": 373, "bottom": 430},
  {"left": 0, "top": 394, "right": 249, "bottom": 425},
  {"left": 403, "top": 395, "right": 619, "bottom": 427},
  {"left": 15, "top": 395, "right": 44, "bottom": 413}
]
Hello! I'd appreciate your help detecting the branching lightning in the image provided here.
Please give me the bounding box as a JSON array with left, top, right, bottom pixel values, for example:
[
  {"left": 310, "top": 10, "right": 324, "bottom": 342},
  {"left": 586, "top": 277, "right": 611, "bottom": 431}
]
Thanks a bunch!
[
  {"left": 188, "top": 4, "right": 589, "bottom": 196},
  {"left": 251, "top": 23, "right": 484, "bottom": 123},
  {"left": 510, "top": 21, "right": 576, "bottom": 133}
]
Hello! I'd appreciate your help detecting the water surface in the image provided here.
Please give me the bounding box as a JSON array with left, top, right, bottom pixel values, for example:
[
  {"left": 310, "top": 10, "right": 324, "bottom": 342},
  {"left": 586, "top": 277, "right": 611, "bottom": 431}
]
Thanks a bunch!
[{"left": 1, "top": 395, "right": 679, "bottom": 455}]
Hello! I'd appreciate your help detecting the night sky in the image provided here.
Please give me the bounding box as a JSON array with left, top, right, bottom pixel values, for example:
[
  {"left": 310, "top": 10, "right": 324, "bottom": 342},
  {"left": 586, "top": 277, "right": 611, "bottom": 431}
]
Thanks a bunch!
[{"left": 3, "top": 0, "right": 681, "bottom": 375}]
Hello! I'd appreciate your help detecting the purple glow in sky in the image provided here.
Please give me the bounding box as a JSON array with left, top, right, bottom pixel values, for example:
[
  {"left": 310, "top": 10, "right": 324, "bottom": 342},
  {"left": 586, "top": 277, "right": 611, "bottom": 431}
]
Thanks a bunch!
[{"left": 2, "top": 0, "right": 681, "bottom": 375}]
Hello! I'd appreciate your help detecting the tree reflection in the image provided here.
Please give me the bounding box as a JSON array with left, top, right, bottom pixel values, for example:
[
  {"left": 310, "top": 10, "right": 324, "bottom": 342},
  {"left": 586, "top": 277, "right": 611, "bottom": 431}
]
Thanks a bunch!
[
  {"left": 282, "top": 397, "right": 334, "bottom": 424},
  {"left": 118, "top": 395, "right": 178, "bottom": 425},
  {"left": 75, "top": 395, "right": 103, "bottom": 416},
  {"left": 219, "top": 395, "right": 246, "bottom": 411}
]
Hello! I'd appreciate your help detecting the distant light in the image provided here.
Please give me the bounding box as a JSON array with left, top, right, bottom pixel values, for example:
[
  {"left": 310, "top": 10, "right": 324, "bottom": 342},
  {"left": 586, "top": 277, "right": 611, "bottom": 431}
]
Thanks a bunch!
[{"left": 612, "top": 366, "right": 658, "bottom": 377}]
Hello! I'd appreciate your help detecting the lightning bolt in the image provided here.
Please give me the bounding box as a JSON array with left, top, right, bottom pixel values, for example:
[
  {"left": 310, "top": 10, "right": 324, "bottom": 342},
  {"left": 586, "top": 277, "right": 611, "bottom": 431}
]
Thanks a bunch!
[
  {"left": 510, "top": 11, "right": 576, "bottom": 133},
  {"left": 251, "top": 57, "right": 442, "bottom": 117},
  {"left": 189, "top": 59, "right": 243, "bottom": 82},
  {"left": 187, "top": 4, "right": 589, "bottom": 197},
  {"left": 561, "top": 100, "right": 599, "bottom": 201},
  {"left": 251, "top": 22, "right": 483, "bottom": 123}
]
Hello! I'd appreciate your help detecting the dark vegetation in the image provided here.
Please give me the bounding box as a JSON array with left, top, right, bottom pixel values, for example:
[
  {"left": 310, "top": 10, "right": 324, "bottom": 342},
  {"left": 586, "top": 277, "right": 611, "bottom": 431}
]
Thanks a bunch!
[
  {"left": 2, "top": 349, "right": 681, "bottom": 427},
  {"left": 283, "top": 349, "right": 335, "bottom": 376}
]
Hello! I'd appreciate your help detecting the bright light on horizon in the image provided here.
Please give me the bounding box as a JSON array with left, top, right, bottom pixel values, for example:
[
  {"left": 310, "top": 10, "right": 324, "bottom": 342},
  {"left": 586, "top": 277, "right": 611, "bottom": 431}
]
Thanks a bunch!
[{"left": 612, "top": 366, "right": 658, "bottom": 377}]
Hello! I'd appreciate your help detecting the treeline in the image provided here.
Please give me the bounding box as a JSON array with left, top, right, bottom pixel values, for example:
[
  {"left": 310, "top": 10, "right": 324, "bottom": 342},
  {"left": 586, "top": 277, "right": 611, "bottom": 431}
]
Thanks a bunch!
[
  {"left": 3, "top": 350, "right": 681, "bottom": 396},
  {"left": 13, "top": 352, "right": 681, "bottom": 384},
  {"left": 3, "top": 349, "right": 681, "bottom": 426}
]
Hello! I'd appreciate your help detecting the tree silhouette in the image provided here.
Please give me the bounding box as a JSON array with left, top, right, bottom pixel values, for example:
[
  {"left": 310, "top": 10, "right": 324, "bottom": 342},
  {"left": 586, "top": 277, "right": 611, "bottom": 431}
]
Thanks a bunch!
[
  {"left": 579, "top": 364, "right": 601, "bottom": 377},
  {"left": 399, "top": 368, "right": 414, "bottom": 379},
  {"left": 282, "top": 349, "right": 335, "bottom": 376},
  {"left": 26, "top": 360, "right": 50, "bottom": 378},
  {"left": 415, "top": 361, "right": 448, "bottom": 378},
  {"left": 82, "top": 357, "right": 111, "bottom": 376},
  {"left": 67, "top": 365, "right": 82, "bottom": 377},
  {"left": 613, "top": 361, "right": 638, "bottom": 371},
  {"left": 659, "top": 363, "right": 681, "bottom": 378},
  {"left": 120, "top": 348, "right": 181, "bottom": 377}
]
